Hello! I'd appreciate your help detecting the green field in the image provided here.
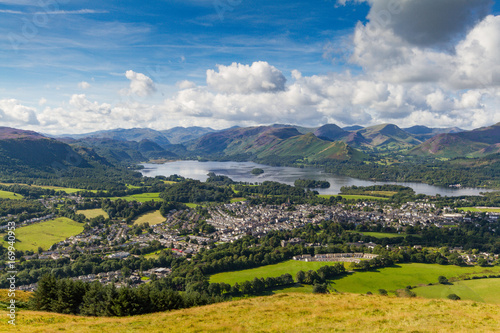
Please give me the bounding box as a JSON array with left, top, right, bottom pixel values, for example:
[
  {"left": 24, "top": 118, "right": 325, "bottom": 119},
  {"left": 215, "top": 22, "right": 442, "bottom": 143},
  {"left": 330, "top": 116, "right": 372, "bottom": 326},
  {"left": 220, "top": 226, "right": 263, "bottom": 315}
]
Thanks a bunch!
[
  {"left": 459, "top": 207, "right": 500, "bottom": 213},
  {"left": 0, "top": 190, "right": 23, "bottom": 200},
  {"left": 210, "top": 260, "right": 348, "bottom": 285},
  {"left": 76, "top": 209, "right": 109, "bottom": 219},
  {"left": 347, "top": 231, "right": 406, "bottom": 239},
  {"left": 109, "top": 192, "right": 161, "bottom": 202},
  {"left": 0, "top": 217, "right": 84, "bottom": 251},
  {"left": 133, "top": 210, "right": 165, "bottom": 226},
  {"left": 0, "top": 183, "right": 95, "bottom": 194},
  {"left": 211, "top": 262, "right": 500, "bottom": 298},
  {"left": 319, "top": 194, "right": 389, "bottom": 201},
  {"left": 414, "top": 278, "right": 500, "bottom": 303},
  {"left": 330, "top": 263, "right": 500, "bottom": 295},
  {"left": 230, "top": 197, "right": 247, "bottom": 203}
]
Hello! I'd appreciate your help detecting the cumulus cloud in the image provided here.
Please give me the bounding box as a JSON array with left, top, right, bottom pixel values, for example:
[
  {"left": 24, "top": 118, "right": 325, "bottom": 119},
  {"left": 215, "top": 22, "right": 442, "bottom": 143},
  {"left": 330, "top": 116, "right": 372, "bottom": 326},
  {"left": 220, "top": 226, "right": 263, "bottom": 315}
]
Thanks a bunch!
[
  {"left": 0, "top": 99, "right": 39, "bottom": 126},
  {"left": 207, "top": 61, "right": 287, "bottom": 94},
  {"left": 78, "top": 81, "right": 91, "bottom": 90},
  {"left": 123, "top": 70, "right": 156, "bottom": 97}
]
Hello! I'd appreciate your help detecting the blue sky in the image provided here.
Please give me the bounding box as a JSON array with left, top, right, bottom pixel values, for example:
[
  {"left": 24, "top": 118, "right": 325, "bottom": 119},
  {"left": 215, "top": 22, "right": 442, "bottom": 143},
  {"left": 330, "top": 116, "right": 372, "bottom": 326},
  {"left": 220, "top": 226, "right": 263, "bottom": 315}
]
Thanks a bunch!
[{"left": 1, "top": 0, "right": 500, "bottom": 133}]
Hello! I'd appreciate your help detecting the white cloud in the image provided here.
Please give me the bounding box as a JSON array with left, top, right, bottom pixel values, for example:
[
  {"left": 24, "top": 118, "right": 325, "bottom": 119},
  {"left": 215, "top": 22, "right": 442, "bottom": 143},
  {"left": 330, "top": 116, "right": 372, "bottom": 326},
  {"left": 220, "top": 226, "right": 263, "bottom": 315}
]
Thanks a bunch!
[
  {"left": 78, "top": 81, "right": 91, "bottom": 90},
  {"left": 206, "top": 61, "right": 287, "bottom": 94},
  {"left": 123, "top": 70, "right": 156, "bottom": 97},
  {"left": 176, "top": 80, "right": 196, "bottom": 90},
  {"left": 0, "top": 99, "right": 39, "bottom": 126},
  {"left": 38, "top": 98, "right": 47, "bottom": 106}
]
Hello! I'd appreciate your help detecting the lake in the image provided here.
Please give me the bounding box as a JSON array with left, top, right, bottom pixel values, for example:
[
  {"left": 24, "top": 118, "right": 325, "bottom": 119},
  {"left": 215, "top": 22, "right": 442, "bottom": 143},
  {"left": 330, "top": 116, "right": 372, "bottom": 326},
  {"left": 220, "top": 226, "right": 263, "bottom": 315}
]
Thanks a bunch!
[{"left": 140, "top": 160, "right": 493, "bottom": 197}]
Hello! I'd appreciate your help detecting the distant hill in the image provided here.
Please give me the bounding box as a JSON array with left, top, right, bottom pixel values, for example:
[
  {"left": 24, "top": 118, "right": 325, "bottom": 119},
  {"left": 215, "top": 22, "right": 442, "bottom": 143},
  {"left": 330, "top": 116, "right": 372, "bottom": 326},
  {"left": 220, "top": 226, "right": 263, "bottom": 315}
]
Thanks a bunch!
[
  {"left": 72, "top": 138, "right": 177, "bottom": 164},
  {"left": 404, "top": 125, "right": 464, "bottom": 141},
  {"left": 313, "top": 124, "right": 349, "bottom": 141},
  {"left": 0, "top": 127, "right": 93, "bottom": 169},
  {"left": 188, "top": 126, "right": 364, "bottom": 162},
  {"left": 161, "top": 126, "right": 216, "bottom": 144},
  {"left": 410, "top": 123, "right": 500, "bottom": 158},
  {"left": 343, "top": 125, "right": 364, "bottom": 131},
  {"left": 60, "top": 128, "right": 172, "bottom": 147}
]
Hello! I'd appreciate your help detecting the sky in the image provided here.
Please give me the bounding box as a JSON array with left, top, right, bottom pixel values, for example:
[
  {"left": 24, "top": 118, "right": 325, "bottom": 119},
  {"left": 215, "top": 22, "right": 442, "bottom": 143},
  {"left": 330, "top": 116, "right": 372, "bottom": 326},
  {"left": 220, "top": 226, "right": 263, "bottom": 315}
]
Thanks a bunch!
[{"left": 1, "top": 0, "right": 500, "bottom": 134}]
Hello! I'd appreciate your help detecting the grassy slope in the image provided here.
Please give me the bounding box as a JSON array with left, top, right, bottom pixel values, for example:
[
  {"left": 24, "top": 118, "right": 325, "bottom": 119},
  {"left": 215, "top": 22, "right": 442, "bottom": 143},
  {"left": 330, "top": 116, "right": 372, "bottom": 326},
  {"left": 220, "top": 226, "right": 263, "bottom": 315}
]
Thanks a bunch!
[
  {"left": 212, "top": 262, "right": 500, "bottom": 296},
  {"left": 0, "top": 217, "right": 84, "bottom": 251},
  {"left": 414, "top": 278, "right": 500, "bottom": 304},
  {"left": 133, "top": 210, "right": 165, "bottom": 226},
  {"left": 108, "top": 193, "right": 161, "bottom": 202},
  {"left": 210, "top": 260, "right": 348, "bottom": 285},
  {"left": 0, "top": 190, "right": 23, "bottom": 200},
  {"left": 76, "top": 209, "right": 109, "bottom": 219},
  {"left": 3, "top": 293, "right": 500, "bottom": 332},
  {"left": 459, "top": 207, "right": 500, "bottom": 213}
]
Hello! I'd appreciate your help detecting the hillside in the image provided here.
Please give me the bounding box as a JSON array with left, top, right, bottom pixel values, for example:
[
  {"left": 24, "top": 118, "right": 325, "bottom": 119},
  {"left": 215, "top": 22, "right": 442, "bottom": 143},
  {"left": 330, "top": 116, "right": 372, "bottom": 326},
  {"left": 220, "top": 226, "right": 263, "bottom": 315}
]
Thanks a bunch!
[
  {"left": 189, "top": 126, "right": 365, "bottom": 162},
  {"left": 60, "top": 128, "right": 172, "bottom": 147},
  {"left": 313, "top": 124, "right": 349, "bottom": 141},
  {"left": 404, "top": 125, "right": 464, "bottom": 141},
  {"left": 351, "top": 124, "right": 422, "bottom": 150},
  {"left": 410, "top": 123, "right": 500, "bottom": 158},
  {"left": 5, "top": 293, "right": 500, "bottom": 332},
  {"left": 160, "top": 126, "right": 216, "bottom": 144}
]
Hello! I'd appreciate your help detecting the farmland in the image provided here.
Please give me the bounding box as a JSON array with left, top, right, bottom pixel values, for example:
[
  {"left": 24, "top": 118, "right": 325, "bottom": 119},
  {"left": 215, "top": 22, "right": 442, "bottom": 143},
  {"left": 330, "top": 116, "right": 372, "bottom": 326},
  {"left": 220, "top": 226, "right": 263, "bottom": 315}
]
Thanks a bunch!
[
  {"left": 76, "top": 209, "right": 109, "bottom": 219},
  {"left": 0, "top": 217, "right": 84, "bottom": 251},
  {"left": 133, "top": 210, "right": 165, "bottom": 226}
]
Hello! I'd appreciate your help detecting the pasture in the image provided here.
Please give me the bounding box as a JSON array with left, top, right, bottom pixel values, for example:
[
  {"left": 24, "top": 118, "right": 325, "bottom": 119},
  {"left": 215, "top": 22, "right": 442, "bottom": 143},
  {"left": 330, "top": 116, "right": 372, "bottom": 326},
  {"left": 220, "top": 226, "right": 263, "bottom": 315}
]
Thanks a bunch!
[
  {"left": 76, "top": 209, "right": 109, "bottom": 219},
  {"left": 0, "top": 217, "right": 84, "bottom": 251},
  {"left": 133, "top": 210, "right": 165, "bottom": 226}
]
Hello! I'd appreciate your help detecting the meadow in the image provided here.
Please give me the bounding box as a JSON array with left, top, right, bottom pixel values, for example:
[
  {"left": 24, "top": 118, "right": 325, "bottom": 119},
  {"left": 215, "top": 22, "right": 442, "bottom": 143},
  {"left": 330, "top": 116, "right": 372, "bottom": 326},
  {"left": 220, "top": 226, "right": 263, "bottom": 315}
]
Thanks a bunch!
[
  {"left": 2, "top": 293, "right": 500, "bottom": 332},
  {"left": 319, "top": 194, "right": 389, "bottom": 201},
  {"left": 0, "top": 217, "right": 84, "bottom": 251},
  {"left": 108, "top": 193, "right": 161, "bottom": 202},
  {"left": 211, "top": 261, "right": 500, "bottom": 298},
  {"left": 459, "top": 207, "right": 500, "bottom": 213},
  {"left": 210, "top": 260, "right": 350, "bottom": 285},
  {"left": 346, "top": 231, "right": 406, "bottom": 239},
  {"left": 0, "top": 190, "right": 23, "bottom": 200},
  {"left": 133, "top": 210, "right": 165, "bottom": 226},
  {"left": 414, "top": 278, "right": 500, "bottom": 304},
  {"left": 76, "top": 209, "right": 109, "bottom": 219}
]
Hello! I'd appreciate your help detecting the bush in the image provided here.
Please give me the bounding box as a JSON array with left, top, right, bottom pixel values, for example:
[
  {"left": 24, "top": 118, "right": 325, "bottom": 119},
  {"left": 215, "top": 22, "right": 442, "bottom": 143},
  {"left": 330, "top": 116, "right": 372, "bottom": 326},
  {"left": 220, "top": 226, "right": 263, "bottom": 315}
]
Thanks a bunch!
[
  {"left": 438, "top": 276, "right": 448, "bottom": 284},
  {"left": 447, "top": 294, "right": 461, "bottom": 300},
  {"left": 378, "top": 289, "right": 388, "bottom": 296},
  {"left": 312, "top": 284, "right": 329, "bottom": 294}
]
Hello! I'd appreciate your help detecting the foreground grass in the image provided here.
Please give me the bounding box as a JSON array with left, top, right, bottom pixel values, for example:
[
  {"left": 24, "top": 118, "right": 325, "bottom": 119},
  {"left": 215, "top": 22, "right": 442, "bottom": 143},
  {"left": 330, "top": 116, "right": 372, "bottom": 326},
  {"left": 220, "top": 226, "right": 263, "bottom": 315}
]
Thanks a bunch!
[
  {"left": 133, "top": 210, "right": 165, "bottom": 226},
  {"left": 414, "top": 278, "right": 500, "bottom": 304},
  {"left": 76, "top": 209, "right": 109, "bottom": 219},
  {"left": 0, "top": 217, "right": 84, "bottom": 251},
  {"left": 3, "top": 293, "right": 500, "bottom": 332}
]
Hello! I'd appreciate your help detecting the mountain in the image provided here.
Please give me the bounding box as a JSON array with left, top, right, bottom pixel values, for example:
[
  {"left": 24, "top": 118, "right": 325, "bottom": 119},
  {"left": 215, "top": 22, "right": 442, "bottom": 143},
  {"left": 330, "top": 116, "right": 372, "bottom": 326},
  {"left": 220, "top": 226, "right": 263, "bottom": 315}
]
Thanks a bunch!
[
  {"left": 188, "top": 126, "right": 365, "bottom": 162},
  {"left": 410, "top": 123, "right": 500, "bottom": 158},
  {"left": 161, "top": 126, "right": 216, "bottom": 144},
  {"left": 343, "top": 125, "right": 364, "bottom": 131},
  {"left": 404, "top": 125, "right": 464, "bottom": 141},
  {"left": 72, "top": 138, "right": 177, "bottom": 164},
  {"left": 59, "top": 128, "right": 172, "bottom": 147},
  {"left": 350, "top": 124, "right": 422, "bottom": 150},
  {"left": 0, "top": 127, "right": 93, "bottom": 169},
  {"left": 313, "top": 124, "right": 349, "bottom": 141}
]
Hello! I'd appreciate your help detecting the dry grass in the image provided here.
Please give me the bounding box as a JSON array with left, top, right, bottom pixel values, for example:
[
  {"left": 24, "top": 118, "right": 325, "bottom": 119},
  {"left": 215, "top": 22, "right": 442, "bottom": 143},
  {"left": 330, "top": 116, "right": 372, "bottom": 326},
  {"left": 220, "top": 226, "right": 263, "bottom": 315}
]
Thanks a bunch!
[
  {"left": 133, "top": 210, "right": 165, "bottom": 226},
  {"left": 3, "top": 293, "right": 500, "bottom": 332}
]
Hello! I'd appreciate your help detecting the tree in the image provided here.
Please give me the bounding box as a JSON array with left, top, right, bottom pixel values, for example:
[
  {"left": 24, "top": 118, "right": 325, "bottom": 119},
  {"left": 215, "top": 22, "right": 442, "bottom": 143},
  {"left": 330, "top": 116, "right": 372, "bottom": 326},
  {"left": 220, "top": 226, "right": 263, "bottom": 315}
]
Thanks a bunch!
[
  {"left": 447, "top": 293, "right": 461, "bottom": 300},
  {"left": 296, "top": 270, "right": 306, "bottom": 284},
  {"left": 438, "top": 276, "right": 449, "bottom": 284},
  {"left": 312, "top": 283, "right": 329, "bottom": 294}
]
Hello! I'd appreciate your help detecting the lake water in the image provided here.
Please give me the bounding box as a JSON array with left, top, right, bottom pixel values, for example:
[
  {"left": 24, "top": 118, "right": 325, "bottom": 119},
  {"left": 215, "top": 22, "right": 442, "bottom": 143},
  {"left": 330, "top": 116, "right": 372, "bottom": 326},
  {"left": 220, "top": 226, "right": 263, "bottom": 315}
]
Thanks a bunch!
[{"left": 140, "top": 160, "right": 493, "bottom": 197}]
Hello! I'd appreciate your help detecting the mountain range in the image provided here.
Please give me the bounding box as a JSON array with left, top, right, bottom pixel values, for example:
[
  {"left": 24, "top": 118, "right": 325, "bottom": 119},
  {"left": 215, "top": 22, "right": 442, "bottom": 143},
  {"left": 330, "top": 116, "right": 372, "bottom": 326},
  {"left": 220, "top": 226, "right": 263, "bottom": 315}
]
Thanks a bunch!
[{"left": 3, "top": 123, "right": 500, "bottom": 172}]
